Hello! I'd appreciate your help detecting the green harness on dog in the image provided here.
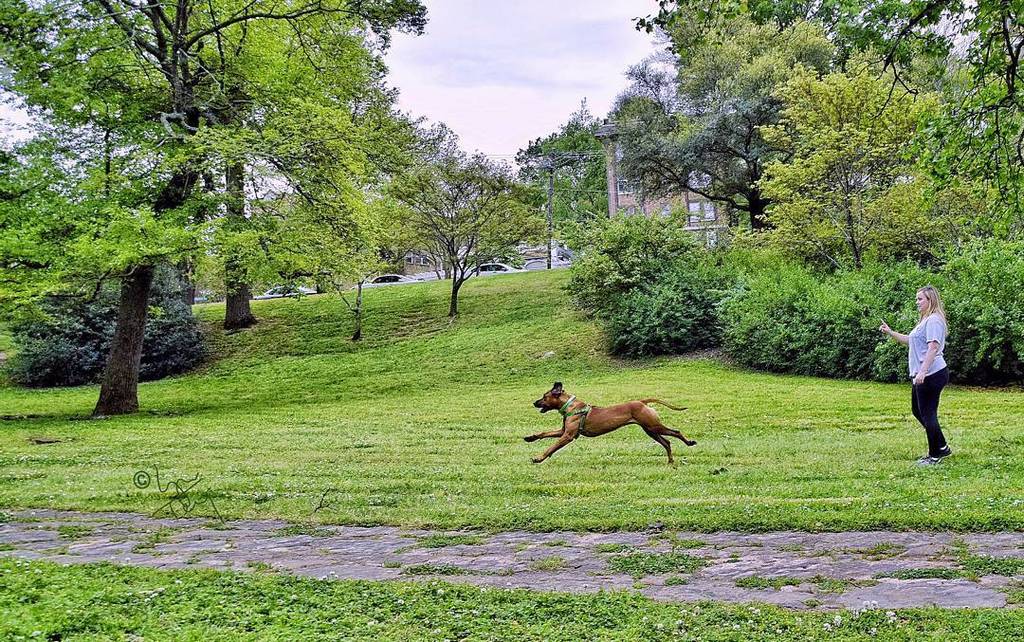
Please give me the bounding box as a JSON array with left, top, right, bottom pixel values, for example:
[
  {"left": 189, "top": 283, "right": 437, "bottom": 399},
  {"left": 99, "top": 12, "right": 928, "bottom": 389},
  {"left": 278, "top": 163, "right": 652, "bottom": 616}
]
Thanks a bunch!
[{"left": 559, "top": 395, "right": 592, "bottom": 438}]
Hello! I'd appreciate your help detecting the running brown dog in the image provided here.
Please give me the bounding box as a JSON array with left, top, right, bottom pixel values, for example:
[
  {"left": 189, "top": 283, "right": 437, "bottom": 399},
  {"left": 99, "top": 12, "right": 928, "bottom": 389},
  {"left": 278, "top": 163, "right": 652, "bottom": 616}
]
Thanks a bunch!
[{"left": 525, "top": 382, "right": 696, "bottom": 464}]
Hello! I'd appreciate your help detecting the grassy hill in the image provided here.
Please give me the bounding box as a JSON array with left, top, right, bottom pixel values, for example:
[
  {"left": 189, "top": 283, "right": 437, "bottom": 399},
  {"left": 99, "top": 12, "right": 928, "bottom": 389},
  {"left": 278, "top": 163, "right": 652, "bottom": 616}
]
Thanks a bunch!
[{"left": 1, "top": 270, "right": 1023, "bottom": 532}]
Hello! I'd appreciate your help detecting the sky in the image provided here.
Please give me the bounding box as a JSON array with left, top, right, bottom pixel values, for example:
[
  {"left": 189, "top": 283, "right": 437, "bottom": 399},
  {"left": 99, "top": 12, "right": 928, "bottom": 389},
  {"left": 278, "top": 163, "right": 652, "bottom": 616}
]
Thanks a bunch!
[
  {"left": 384, "top": 0, "right": 661, "bottom": 159},
  {"left": 1, "top": 1, "right": 661, "bottom": 155}
]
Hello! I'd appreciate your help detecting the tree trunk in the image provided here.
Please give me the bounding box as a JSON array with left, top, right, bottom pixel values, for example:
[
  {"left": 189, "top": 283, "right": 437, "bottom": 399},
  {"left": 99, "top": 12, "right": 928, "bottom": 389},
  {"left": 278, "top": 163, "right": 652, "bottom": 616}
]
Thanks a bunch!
[
  {"left": 94, "top": 265, "right": 155, "bottom": 416},
  {"left": 94, "top": 163, "right": 198, "bottom": 416},
  {"left": 178, "top": 260, "right": 196, "bottom": 306},
  {"left": 748, "top": 188, "right": 770, "bottom": 231},
  {"left": 448, "top": 277, "right": 464, "bottom": 317},
  {"left": 223, "top": 162, "right": 256, "bottom": 330},
  {"left": 351, "top": 281, "right": 364, "bottom": 341}
]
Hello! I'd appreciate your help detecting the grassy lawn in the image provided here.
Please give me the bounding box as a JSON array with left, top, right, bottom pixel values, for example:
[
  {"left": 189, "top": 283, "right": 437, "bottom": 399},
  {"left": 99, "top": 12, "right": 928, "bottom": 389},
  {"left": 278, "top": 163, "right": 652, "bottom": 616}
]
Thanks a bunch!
[
  {"left": 3, "top": 558, "right": 1024, "bottom": 641},
  {"left": 1, "top": 270, "right": 1023, "bottom": 532}
]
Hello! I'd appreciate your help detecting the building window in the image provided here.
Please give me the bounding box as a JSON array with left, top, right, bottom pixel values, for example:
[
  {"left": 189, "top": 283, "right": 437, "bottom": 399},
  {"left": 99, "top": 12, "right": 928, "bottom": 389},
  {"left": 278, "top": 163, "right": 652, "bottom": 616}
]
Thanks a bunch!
[
  {"left": 686, "top": 201, "right": 700, "bottom": 225},
  {"left": 660, "top": 204, "right": 671, "bottom": 217},
  {"left": 702, "top": 201, "right": 716, "bottom": 220},
  {"left": 616, "top": 178, "right": 633, "bottom": 195}
]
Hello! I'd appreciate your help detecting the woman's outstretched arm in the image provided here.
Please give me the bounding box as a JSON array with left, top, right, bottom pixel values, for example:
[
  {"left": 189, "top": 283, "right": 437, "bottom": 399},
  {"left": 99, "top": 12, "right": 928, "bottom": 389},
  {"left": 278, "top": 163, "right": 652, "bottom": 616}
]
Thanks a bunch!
[{"left": 879, "top": 321, "right": 909, "bottom": 345}]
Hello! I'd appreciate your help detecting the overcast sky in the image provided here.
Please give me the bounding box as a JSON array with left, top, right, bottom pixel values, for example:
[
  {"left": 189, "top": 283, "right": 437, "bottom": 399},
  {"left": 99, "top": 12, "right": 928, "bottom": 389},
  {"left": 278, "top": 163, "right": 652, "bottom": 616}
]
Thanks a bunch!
[
  {"left": 385, "top": 0, "right": 660, "bottom": 158},
  {"left": 1, "top": 1, "right": 660, "bottom": 155}
]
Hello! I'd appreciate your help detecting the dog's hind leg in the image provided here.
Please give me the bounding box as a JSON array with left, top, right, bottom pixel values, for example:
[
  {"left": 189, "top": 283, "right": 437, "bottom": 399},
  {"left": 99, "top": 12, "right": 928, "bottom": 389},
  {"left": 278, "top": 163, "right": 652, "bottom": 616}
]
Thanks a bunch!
[
  {"left": 524, "top": 429, "right": 564, "bottom": 443},
  {"left": 642, "top": 428, "right": 674, "bottom": 464},
  {"left": 651, "top": 424, "right": 696, "bottom": 447}
]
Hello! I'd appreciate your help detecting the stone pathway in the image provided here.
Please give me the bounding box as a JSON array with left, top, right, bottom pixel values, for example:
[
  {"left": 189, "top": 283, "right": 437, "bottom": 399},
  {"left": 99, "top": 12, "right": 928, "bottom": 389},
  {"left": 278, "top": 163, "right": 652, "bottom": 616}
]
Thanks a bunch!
[{"left": 3, "top": 509, "right": 1024, "bottom": 610}]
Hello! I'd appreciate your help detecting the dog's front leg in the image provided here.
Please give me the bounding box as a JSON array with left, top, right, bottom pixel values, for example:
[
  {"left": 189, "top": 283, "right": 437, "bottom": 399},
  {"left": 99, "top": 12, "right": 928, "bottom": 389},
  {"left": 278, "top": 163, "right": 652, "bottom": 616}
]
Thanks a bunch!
[
  {"left": 532, "top": 430, "right": 577, "bottom": 463},
  {"left": 524, "top": 428, "right": 565, "bottom": 443}
]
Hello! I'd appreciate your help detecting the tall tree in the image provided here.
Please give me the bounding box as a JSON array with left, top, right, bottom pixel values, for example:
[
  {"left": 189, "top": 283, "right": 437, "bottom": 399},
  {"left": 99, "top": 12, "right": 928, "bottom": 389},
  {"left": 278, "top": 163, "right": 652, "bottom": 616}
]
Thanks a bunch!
[
  {"left": 760, "top": 62, "right": 937, "bottom": 268},
  {"left": 516, "top": 101, "right": 608, "bottom": 228},
  {"left": 0, "top": 0, "right": 426, "bottom": 414},
  {"left": 614, "top": 17, "right": 834, "bottom": 230},
  {"left": 639, "top": 0, "right": 1024, "bottom": 232},
  {"left": 390, "top": 133, "right": 543, "bottom": 317}
]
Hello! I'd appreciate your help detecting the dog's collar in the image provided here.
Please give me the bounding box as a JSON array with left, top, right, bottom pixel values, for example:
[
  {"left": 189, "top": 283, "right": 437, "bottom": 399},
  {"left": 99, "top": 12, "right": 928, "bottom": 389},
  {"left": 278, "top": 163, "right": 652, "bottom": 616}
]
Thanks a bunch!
[{"left": 558, "top": 395, "right": 577, "bottom": 417}]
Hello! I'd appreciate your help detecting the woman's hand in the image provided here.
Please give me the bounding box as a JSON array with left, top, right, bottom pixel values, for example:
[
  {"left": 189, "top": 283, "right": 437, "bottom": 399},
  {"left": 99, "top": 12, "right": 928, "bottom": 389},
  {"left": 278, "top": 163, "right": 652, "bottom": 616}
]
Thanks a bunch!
[
  {"left": 913, "top": 372, "right": 926, "bottom": 385},
  {"left": 879, "top": 320, "right": 891, "bottom": 336}
]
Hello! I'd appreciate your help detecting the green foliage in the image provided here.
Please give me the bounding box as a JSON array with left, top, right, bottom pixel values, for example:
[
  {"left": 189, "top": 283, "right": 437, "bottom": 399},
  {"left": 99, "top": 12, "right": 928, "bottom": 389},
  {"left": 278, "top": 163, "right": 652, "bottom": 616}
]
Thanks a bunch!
[
  {"left": 566, "top": 214, "right": 729, "bottom": 357},
  {"left": 959, "top": 555, "right": 1024, "bottom": 578},
  {"left": 516, "top": 100, "right": 608, "bottom": 225},
  {"left": 720, "top": 260, "right": 918, "bottom": 380},
  {"left": 875, "top": 568, "right": 963, "bottom": 580},
  {"left": 55, "top": 525, "right": 93, "bottom": 540},
  {"left": 940, "top": 241, "right": 1024, "bottom": 382},
  {"left": 529, "top": 556, "right": 567, "bottom": 571},
  {"left": 639, "top": 0, "right": 1024, "bottom": 230},
  {"left": 735, "top": 575, "right": 803, "bottom": 590},
  {"left": 5, "top": 267, "right": 205, "bottom": 387},
  {"left": 615, "top": 14, "right": 834, "bottom": 229},
  {"left": 605, "top": 262, "right": 726, "bottom": 357},
  {"left": 761, "top": 61, "right": 939, "bottom": 268},
  {"left": 721, "top": 241, "right": 1024, "bottom": 383},
  {"left": 566, "top": 214, "right": 698, "bottom": 313},
  {"left": 400, "top": 564, "right": 468, "bottom": 576},
  {"left": 415, "top": 534, "right": 484, "bottom": 548}
]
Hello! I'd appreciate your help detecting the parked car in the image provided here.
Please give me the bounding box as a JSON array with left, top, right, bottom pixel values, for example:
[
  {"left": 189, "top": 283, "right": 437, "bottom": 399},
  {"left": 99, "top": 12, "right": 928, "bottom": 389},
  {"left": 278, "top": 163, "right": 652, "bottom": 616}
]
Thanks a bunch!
[
  {"left": 476, "top": 263, "right": 523, "bottom": 276},
  {"left": 524, "top": 258, "right": 572, "bottom": 271},
  {"left": 253, "top": 285, "right": 316, "bottom": 300},
  {"left": 362, "top": 274, "right": 417, "bottom": 288}
]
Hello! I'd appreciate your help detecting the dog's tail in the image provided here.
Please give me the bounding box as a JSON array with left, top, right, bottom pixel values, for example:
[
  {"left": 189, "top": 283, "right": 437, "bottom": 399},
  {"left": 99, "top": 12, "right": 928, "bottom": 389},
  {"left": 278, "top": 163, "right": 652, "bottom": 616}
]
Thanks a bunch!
[{"left": 640, "top": 398, "right": 687, "bottom": 411}]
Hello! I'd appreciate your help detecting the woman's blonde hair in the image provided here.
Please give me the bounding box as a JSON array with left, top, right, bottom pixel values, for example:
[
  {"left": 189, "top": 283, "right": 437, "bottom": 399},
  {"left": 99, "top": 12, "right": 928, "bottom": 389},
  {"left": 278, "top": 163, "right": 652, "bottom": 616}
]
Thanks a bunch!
[{"left": 917, "top": 285, "right": 947, "bottom": 322}]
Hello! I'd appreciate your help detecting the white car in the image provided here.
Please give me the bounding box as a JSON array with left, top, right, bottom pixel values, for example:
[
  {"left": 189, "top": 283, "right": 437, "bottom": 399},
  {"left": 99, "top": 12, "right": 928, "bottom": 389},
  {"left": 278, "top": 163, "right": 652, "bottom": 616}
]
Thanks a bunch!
[
  {"left": 524, "top": 258, "right": 572, "bottom": 271},
  {"left": 476, "top": 263, "right": 524, "bottom": 276},
  {"left": 362, "top": 274, "right": 417, "bottom": 288},
  {"left": 254, "top": 285, "right": 317, "bottom": 300}
]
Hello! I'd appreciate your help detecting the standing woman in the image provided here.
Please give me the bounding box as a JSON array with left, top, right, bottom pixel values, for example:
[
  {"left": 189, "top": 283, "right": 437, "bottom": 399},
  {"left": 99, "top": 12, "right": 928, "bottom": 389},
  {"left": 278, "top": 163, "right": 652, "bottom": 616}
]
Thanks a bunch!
[{"left": 880, "top": 286, "right": 952, "bottom": 466}]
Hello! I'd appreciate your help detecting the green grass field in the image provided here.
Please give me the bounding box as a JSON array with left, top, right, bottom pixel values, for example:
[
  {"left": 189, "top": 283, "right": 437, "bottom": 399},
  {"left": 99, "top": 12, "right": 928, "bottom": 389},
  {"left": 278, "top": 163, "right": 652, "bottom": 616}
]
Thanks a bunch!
[
  {"left": 1, "top": 270, "right": 1023, "bottom": 532},
  {"left": 4, "top": 559, "right": 1024, "bottom": 641}
]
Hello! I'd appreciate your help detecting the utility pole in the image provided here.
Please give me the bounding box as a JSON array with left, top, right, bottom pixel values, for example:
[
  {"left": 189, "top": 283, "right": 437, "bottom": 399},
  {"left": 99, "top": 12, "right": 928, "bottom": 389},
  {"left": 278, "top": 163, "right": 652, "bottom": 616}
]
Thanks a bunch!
[
  {"left": 546, "top": 164, "right": 554, "bottom": 270},
  {"left": 595, "top": 120, "right": 619, "bottom": 218}
]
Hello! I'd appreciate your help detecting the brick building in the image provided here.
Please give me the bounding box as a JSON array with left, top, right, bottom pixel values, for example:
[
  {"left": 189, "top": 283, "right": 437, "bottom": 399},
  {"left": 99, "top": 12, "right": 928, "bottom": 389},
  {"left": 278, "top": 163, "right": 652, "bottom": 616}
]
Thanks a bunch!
[{"left": 595, "top": 121, "right": 728, "bottom": 246}]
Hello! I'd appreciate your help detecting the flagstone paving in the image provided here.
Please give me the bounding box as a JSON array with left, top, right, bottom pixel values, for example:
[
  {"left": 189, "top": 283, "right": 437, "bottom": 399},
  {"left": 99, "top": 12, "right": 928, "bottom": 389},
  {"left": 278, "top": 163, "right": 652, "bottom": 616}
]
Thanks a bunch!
[{"left": 3, "top": 509, "right": 1024, "bottom": 610}]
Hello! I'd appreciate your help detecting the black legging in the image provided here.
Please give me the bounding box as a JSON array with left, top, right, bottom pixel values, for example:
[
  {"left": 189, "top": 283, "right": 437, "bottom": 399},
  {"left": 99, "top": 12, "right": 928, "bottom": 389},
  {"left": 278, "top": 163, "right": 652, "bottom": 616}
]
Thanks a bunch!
[{"left": 911, "top": 367, "right": 949, "bottom": 457}]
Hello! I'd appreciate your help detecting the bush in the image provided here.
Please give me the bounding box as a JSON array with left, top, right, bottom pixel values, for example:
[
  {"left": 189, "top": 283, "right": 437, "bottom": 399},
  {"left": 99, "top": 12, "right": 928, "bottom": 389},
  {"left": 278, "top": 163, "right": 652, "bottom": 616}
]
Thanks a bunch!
[
  {"left": 6, "top": 266, "right": 205, "bottom": 387},
  {"left": 941, "top": 240, "right": 1024, "bottom": 382},
  {"left": 721, "top": 240, "right": 1024, "bottom": 384},
  {"left": 721, "top": 261, "right": 932, "bottom": 380},
  {"left": 606, "top": 261, "right": 726, "bottom": 357},
  {"left": 566, "top": 215, "right": 730, "bottom": 357},
  {"left": 569, "top": 221, "right": 1023, "bottom": 383},
  {"left": 565, "top": 214, "right": 699, "bottom": 316}
]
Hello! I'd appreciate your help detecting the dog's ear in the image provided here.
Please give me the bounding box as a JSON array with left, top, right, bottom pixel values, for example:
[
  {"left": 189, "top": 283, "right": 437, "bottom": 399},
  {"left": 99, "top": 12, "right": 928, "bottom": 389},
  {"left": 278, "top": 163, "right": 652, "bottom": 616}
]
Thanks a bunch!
[{"left": 551, "top": 381, "right": 563, "bottom": 394}]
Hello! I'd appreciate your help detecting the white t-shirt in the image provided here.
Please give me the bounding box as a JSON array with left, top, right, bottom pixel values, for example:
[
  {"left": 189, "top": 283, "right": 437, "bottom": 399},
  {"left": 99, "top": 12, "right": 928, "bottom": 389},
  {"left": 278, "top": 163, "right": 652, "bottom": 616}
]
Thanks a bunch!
[{"left": 908, "top": 314, "right": 947, "bottom": 378}]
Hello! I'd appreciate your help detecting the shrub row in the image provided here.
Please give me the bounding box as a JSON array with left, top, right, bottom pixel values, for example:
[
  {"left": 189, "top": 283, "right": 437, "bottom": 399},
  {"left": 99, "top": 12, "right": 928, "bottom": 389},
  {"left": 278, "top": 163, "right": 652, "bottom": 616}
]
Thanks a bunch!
[{"left": 568, "top": 215, "right": 1024, "bottom": 383}]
